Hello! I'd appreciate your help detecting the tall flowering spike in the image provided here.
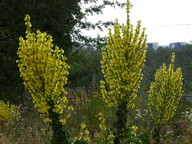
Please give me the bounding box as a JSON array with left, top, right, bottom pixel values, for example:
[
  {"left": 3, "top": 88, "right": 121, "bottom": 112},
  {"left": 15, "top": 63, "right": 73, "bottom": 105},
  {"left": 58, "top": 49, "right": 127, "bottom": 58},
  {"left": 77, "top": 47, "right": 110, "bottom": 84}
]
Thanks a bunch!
[
  {"left": 126, "top": 0, "right": 131, "bottom": 18},
  {"left": 100, "top": 11, "right": 147, "bottom": 108},
  {"left": 17, "top": 14, "right": 70, "bottom": 123},
  {"left": 24, "top": 14, "right": 32, "bottom": 34},
  {"left": 100, "top": 0, "right": 146, "bottom": 144},
  {"left": 100, "top": 1, "right": 147, "bottom": 142},
  {"left": 148, "top": 53, "right": 183, "bottom": 125}
]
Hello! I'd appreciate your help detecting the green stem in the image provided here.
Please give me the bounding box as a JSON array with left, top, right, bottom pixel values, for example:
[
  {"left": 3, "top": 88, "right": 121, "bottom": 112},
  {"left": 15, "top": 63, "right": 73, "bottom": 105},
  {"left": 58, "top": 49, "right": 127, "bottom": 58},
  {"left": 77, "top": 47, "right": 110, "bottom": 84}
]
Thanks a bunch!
[
  {"left": 153, "top": 125, "right": 161, "bottom": 144},
  {"left": 48, "top": 100, "right": 70, "bottom": 144},
  {"left": 114, "top": 100, "right": 128, "bottom": 144}
]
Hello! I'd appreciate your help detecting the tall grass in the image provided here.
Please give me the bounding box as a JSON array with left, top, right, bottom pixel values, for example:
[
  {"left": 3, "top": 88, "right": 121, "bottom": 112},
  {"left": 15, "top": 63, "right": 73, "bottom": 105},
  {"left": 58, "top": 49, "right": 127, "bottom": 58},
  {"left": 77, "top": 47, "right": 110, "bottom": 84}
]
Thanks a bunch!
[
  {"left": 0, "top": 109, "right": 51, "bottom": 144},
  {"left": 1, "top": 90, "right": 192, "bottom": 144}
]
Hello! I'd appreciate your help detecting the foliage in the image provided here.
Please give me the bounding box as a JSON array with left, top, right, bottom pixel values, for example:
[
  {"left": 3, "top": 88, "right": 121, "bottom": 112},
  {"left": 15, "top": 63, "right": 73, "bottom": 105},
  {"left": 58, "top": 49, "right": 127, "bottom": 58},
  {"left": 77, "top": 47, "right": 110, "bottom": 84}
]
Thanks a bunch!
[
  {"left": 0, "top": 100, "right": 20, "bottom": 122},
  {"left": 65, "top": 90, "right": 114, "bottom": 143},
  {"left": 148, "top": 53, "right": 183, "bottom": 143},
  {"left": 100, "top": 0, "right": 147, "bottom": 143},
  {"left": 140, "top": 47, "right": 172, "bottom": 93},
  {"left": 174, "top": 44, "right": 192, "bottom": 93},
  {"left": 17, "top": 14, "right": 71, "bottom": 144},
  {"left": 68, "top": 47, "right": 102, "bottom": 89},
  {"left": 0, "top": 0, "right": 82, "bottom": 54}
]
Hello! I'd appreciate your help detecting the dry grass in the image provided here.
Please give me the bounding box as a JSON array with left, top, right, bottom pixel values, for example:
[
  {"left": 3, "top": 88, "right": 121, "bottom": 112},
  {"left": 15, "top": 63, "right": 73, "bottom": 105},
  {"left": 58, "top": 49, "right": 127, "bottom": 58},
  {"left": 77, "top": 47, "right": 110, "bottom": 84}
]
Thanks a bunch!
[{"left": 0, "top": 110, "right": 52, "bottom": 144}]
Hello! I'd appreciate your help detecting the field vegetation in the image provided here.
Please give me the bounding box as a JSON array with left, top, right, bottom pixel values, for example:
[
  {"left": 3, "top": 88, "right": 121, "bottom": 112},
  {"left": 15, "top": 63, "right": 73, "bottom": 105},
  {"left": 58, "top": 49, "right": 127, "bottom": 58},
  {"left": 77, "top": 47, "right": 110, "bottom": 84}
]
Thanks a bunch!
[{"left": 1, "top": 0, "right": 192, "bottom": 144}]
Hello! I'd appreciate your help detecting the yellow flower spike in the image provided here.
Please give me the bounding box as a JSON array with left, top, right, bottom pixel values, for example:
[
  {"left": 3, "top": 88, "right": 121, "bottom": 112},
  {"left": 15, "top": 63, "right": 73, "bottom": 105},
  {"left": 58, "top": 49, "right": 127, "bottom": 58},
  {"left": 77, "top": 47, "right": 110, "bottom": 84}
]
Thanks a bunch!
[
  {"left": 68, "top": 106, "right": 74, "bottom": 111},
  {"left": 148, "top": 53, "right": 183, "bottom": 125},
  {"left": 81, "top": 123, "right": 86, "bottom": 129},
  {"left": 108, "top": 134, "right": 114, "bottom": 139},
  {"left": 171, "top": 52, "right": 175, "bottom": 63},
  {"left": 74, "top": 122, "right": 91, "bottom": 143},
  {"left": 131, "top": 125, "right": 138, "bottom": 131},
  {"left": 44, "top": 118, "right": 51, "bottom": 123},
  {"left": 59, "top": 119, "right": 67, "bottom": 125},
  {"left": 100, "top": 2, "right": 147, "bottom": 107},
  {"left": 100, "top": 1, "right": 147, "bottom": 143},
  {"left": 85, "top": 130, "right": 89, "bottom": 135},
  {"left": 17, "top": 14, "right": 71, "bottom": 125}
]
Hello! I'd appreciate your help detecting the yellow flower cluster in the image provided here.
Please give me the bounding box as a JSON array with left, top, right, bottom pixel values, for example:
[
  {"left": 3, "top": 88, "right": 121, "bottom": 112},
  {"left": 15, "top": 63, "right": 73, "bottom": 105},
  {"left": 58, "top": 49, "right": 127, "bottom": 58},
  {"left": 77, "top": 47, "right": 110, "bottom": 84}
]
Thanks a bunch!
[
  {"left": 130, "top": 125, "right": 138, "bottom": 136},
  {"left": 17, "top": 15, "right": 70, "bottom": 123},
  {"left": 74, "top": 122, "right": 91, "bottom": 142},
  {"left": 94, "top": 112, "right": 114, "bottom": 144},
  {"left": 148, "top": 53, "right": 183, "bottom": 125},
  {"left": 100, "top": 12, "right": 147, "bottom": 107},
  {"left": 98, "top": 112, "right": 106, "bottom": 131},
  {"left": 0, "top": 100, "right": 20, "bottom": 122}
]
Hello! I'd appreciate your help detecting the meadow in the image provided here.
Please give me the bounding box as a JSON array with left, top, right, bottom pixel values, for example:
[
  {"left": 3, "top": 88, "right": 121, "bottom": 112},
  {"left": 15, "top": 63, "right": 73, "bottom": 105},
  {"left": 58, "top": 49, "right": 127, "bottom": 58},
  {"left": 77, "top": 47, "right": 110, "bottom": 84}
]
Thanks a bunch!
[
  {"left": 1, "top": 90, "right": 192, "bottom": 144},
  {"left": 1, "top": 1, "right": 192, "bottom": 143}
]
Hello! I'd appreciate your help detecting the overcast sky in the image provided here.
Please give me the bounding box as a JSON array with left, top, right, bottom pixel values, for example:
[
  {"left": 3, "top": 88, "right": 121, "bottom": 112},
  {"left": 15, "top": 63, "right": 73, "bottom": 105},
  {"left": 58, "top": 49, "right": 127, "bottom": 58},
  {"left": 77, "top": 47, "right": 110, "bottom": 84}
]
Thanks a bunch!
[{"left": 83, "top": 0, "right": 192, "bottom": 45}]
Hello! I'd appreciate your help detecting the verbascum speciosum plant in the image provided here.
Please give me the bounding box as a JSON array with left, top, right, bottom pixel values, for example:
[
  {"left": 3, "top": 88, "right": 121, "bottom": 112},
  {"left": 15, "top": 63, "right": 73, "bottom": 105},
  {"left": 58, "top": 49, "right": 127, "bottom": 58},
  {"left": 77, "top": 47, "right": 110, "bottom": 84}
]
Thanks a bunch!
[
  {"left": 0, "top": 100, "right": 20, "bottom": 122},
  {"left": 73, "top": 122, "right": 91, "bottom": 143},
  {"left": 93, "top": 112, "right": 114, "bottom": 144},
  {"left": 100, "top": 0, "right": 147, "bottom": 143},
  {"left": 17, "top": 15, "right": 71, "bottom": 144},
  {"left": 148, "top": 53, "right": 183, "bottom": 143}
]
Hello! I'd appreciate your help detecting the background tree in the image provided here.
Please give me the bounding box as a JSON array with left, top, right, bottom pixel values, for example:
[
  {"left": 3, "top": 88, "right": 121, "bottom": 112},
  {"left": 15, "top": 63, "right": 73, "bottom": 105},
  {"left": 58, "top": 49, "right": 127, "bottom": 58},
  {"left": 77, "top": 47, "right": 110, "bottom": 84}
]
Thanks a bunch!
[
  {"left": 140, "top": 47, "right": 172, "bottom": 93},
  {"left": 174, "top": 44, "right": 192, "bottom": 93},
  {"left": 68, "top": 47, "right": 102, "bottom": 89}
]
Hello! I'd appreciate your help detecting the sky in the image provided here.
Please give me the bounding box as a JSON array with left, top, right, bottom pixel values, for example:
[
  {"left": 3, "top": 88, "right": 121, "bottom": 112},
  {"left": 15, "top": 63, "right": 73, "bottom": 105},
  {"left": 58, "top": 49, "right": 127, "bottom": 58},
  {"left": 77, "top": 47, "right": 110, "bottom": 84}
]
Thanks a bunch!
[{"left": 82, "top": 0, "right": 192, "bottom": 45}]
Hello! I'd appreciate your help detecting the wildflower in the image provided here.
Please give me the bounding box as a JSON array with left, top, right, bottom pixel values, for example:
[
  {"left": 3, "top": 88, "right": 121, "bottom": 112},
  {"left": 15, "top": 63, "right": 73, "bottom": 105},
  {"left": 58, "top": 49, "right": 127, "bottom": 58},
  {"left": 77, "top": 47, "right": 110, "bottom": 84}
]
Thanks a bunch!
[
  {"left": 148, "top": 53, "right": 183, "bottom": 125},
  {"left": 0, "top": 100, "right": 20, "bottom": 122},
  {"left": 81, "top": 123, "right": 86, "bottom": 129},
  {"left": 100, "top": 0, "right": 147, "bottom": 143},
  {"left": 17, "top": 14, "right": 70, "bottom": 123}
]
